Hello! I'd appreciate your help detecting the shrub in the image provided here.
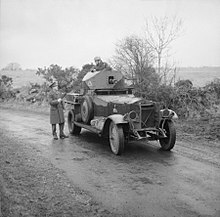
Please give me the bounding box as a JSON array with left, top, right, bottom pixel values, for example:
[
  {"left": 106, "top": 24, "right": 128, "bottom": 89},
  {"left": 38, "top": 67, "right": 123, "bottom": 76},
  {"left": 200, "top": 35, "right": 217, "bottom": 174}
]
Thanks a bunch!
[
  {"left": 0, "top": 75, "right": 15, "bottom": 100},
  {"left": 36, "top": 64, "right": 79, "bottom": 93}
]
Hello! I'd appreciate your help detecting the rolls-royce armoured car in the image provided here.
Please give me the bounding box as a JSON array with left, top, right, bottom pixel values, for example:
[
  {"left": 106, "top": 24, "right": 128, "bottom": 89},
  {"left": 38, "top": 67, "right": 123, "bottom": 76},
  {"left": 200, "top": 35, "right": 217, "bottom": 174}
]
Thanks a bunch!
[{"left": 65, "top": 69, "right": 177, "bottom": 155}]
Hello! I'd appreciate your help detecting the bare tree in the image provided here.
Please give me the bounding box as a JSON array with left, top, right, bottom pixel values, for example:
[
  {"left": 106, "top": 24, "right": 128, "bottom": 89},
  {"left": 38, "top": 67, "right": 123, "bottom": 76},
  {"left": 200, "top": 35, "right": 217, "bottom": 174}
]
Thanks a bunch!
[
  {"left": 145, "top": 16, "right": 182, "bottom": 81},
  {"left": 112, "top": 35, "right": 155, "bottom": 85}
]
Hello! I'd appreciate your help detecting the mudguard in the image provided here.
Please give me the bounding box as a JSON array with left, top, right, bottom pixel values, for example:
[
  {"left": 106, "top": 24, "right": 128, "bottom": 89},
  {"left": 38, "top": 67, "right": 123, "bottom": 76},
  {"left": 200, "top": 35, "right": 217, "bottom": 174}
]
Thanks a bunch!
[
  {"left": 107, "top": 114, "right": 128, "bottom": 124},
  {"left": 101, "top": 114, "right": 128, "bottom": 137},
  {"left": 160, "top": 109, "right": 178, "bottom": 120}
]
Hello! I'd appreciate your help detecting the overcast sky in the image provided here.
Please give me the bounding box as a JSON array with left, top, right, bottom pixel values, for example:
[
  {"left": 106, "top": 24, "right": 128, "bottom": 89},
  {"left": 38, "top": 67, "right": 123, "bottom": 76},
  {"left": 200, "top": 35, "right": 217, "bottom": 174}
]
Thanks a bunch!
[{"left": 0, "top": 0, "right": 220, "bottom": 69}]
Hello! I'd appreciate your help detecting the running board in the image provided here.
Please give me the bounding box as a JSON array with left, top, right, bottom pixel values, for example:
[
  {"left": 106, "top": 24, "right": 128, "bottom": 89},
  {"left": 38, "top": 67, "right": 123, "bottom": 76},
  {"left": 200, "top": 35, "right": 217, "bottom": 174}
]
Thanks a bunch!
[{"left": 75, "top": 122, "right": 102, "bottom": 134}]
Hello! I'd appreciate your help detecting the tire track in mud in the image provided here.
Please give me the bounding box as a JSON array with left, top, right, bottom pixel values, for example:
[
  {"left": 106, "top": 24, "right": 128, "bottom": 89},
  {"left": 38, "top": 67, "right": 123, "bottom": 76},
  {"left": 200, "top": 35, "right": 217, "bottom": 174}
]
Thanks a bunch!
[
  {"left": 175, "top": 140, "right": 220, "bottom": 168},
  {"left": 1, "top": 108, "right": 220, "bottom": 217}
]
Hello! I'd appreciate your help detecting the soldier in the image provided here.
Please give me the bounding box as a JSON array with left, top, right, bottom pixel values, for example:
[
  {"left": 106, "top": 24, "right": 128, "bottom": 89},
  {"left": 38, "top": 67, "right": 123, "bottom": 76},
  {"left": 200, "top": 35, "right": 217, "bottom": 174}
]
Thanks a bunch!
[
  {"left": 48, "top": 81, "right": 68, "bottom": 140},
  {"left": 91, "top": 56, "right": 112, "bottom": 72}
]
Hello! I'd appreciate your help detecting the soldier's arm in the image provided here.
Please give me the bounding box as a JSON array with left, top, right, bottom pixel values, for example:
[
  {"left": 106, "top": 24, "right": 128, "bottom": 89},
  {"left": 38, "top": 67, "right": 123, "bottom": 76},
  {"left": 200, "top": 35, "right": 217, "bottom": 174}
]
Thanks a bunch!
[
  {"left": 104, "top": 62, "right": 112, "bottom": 70},
  {"left": 60, "top": 92, "right": 67, "bottom": 99},
  {"left": 48, "top": 93, "right": 59, "bottom": 106},
  {"left": 99, "top": 62, "right": 112, "bottom": 71}
]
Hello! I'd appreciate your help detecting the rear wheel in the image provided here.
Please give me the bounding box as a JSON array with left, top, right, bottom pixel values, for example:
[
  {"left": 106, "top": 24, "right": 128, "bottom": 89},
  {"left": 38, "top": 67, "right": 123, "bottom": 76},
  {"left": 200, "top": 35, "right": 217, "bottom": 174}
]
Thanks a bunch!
[
  {"left": 159, "top": 120, "right": 176, "bottom": 151},
  {"left": 109, "top": 122, "right": 125, "bottom": 155},
  {"left": 68, "top": 110, "right": 81, "bottom": 135}
]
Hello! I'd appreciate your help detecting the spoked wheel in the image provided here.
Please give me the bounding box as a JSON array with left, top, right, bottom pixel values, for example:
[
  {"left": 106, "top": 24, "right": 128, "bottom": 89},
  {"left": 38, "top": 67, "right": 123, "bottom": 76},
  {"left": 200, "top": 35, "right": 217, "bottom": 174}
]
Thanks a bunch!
[
  {"left": 81, "top": 95, "right": 94, "bottom": 124},
  {"left": 109, "top": 121, "right": 125, "bottom": 155},
  {"left": 159, "top": 120, "right": 176, "bottom": 151},
  {"left": 68, "top": 110, "right": 81, "bottom": 135}
]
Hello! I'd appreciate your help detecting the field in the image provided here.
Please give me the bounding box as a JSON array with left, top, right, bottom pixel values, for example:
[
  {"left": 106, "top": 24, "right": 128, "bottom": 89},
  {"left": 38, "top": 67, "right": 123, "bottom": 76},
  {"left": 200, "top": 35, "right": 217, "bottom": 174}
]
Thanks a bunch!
[
  {"left": 0, "top": 67, "right": 220, "bottom": 88},
  {"left": 176, "top": 66, "right": 220, "bottom": 87},
  {"left": 0, "top": 69, "right": 44, "bottom": 88}
]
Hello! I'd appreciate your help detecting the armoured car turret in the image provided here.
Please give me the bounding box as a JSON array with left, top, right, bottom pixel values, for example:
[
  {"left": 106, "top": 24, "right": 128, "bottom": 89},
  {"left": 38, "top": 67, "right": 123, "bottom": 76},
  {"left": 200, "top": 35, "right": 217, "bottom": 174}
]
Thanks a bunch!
[
  {"left": 82, "top": 69, "right": 125, "bottom": 90},
  {"left": 65, "top": 69, "right": 177, "bottom": 155}
]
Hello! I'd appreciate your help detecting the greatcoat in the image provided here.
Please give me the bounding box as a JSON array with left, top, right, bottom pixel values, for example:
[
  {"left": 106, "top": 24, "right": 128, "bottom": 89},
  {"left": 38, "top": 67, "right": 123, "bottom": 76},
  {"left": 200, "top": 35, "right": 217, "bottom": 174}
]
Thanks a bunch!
[{"left": 48, "top": 90, "right": 65, "bottom": 124}]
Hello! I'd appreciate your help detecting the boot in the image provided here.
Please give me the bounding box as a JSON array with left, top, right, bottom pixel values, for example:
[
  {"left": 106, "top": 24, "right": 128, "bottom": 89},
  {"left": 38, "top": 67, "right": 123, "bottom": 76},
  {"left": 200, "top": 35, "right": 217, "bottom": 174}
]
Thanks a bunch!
[
  {"left": 52, "top": 124, "right": 58, "bottom": 140},
  {"left": 59, "top": 123, "right": 68, "bottom": 139}
]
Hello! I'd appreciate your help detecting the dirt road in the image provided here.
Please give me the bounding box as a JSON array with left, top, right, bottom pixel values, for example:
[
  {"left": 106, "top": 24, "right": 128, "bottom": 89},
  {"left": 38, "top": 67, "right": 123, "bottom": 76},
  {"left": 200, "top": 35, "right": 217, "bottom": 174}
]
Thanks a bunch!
[{"left": 0, "top": 108, "right": 220, "bottom": 217}]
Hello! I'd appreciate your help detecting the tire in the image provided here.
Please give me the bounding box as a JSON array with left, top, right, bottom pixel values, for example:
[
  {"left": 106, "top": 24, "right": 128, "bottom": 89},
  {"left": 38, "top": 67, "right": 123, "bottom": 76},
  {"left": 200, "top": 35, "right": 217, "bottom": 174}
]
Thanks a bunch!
[
  {"left": 109, "top": 122, "right": 125, "bottom": 155},
  {"left": 68, "top": 110, "right": 81, "bottom": 135},
  {"left": 81, "top": 95, "right": 94, "bottom": 124},
  {"left": 159, "top": 120, "right": 176, "bottom": 151}
]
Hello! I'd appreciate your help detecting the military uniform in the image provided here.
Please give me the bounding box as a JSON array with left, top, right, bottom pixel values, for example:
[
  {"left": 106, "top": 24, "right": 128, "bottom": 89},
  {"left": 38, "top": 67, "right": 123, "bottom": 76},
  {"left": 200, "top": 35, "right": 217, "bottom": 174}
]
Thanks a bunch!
[
  {"left": 48, "top": 89, "right": 68, "bottom": 139},
  {"left": 94, "top": 61, "right": 111, "bottom": 71},
  {"left": 92, "top": 57, "right": 112, "bottom": 72}
]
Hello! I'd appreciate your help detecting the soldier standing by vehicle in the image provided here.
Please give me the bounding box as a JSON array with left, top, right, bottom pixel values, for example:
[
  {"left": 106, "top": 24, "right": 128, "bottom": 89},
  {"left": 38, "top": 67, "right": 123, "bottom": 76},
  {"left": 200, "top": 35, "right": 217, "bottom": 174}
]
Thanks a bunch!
[{"left": 48, "top": 81, "right": 68, "bottom": 140}]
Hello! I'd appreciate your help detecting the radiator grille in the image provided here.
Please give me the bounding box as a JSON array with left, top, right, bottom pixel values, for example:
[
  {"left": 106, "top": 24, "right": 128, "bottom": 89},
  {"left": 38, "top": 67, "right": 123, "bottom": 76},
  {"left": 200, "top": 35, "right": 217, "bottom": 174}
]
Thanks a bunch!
[{"left": 141, "top": 104, "right": 156, "bottom": 128}]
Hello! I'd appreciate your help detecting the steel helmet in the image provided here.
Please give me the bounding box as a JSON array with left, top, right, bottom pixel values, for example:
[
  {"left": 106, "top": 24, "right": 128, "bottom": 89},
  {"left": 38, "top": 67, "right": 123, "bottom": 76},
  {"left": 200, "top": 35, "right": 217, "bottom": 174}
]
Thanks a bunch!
[{"left": 94, "top": 56, "right": 101, "bottom": 61}]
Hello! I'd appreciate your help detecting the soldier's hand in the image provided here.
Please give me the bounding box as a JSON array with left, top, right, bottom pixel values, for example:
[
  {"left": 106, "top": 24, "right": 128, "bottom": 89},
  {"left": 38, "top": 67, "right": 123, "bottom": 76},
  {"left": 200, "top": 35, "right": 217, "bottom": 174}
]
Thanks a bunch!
[{"left": 58, "top": 98, "right": 62, "bottom": 103}]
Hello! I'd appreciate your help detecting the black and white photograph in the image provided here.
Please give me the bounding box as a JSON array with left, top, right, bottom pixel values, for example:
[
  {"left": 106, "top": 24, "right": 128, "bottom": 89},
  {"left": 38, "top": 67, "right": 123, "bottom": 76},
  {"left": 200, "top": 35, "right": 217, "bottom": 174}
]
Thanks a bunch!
[{"left": 0, "top": 0, "right": 220, "bottom": 216}]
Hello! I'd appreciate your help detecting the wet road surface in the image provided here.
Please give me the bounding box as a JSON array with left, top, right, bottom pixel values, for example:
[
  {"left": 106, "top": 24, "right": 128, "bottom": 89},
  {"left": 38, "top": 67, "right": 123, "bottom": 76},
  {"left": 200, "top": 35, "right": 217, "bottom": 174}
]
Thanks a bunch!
[{"left": 0, "top": 108, "right": 220, "bottom": 217}]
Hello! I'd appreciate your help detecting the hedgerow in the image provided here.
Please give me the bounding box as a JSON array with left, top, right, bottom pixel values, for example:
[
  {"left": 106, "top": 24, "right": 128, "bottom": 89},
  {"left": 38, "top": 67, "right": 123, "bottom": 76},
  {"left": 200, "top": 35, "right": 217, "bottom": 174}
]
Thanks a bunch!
[{"left": 1, "top": 65, "right": 220, "bottom": 121}]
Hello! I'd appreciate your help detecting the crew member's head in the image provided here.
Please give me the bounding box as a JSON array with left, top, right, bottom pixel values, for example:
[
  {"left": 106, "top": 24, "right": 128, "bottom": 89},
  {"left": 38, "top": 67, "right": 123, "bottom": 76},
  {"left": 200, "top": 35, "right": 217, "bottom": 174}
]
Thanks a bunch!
[{"left": 94, "top": 56, "right": 102, "bottom": 65}]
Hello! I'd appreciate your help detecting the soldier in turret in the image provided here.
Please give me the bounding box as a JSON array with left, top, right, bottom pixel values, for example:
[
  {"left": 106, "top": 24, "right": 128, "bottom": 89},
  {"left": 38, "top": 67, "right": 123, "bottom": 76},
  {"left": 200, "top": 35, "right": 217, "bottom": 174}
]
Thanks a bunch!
[{"left": 91, "top": 56, "right": 112, "bottom": 72}]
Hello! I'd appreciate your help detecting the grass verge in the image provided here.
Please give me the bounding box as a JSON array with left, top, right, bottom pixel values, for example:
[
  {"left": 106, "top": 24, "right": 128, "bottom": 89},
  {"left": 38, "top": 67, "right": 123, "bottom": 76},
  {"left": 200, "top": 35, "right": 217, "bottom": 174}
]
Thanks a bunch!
[{"left": 0, "top": 129, "right": 116, "bottom": 217}]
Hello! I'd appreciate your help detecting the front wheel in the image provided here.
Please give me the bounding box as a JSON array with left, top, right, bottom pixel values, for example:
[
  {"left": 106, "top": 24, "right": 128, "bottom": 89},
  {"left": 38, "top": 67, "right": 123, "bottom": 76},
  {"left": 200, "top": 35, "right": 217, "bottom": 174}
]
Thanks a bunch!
[
  {"left": 159, "top": 120, "right": 176, "bottom": 151},
  {"left": 109, "top": 122, "right": 125, "bottom": 155},
  {"left": 68, "top": 110, "right": 81, "bottom": 135}
]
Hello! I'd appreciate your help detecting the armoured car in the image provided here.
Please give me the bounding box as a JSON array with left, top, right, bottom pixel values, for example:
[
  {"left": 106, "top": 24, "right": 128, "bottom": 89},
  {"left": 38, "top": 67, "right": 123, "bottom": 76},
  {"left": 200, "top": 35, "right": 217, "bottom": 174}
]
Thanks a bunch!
[{"left": 65, "top": 69, "right": 177, "bottom": 155}]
